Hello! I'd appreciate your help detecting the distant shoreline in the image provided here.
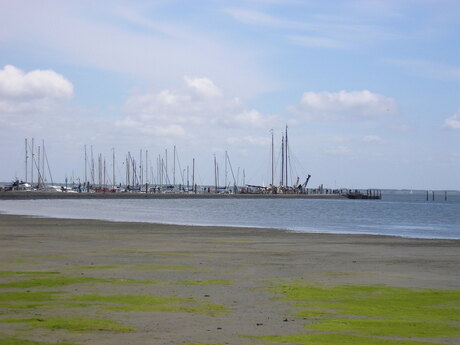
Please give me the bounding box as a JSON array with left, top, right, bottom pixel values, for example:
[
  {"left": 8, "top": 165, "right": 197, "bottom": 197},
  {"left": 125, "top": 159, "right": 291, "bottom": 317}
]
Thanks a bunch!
[{"left": 0, "top": 191, "right": 346, "bottom": 200}]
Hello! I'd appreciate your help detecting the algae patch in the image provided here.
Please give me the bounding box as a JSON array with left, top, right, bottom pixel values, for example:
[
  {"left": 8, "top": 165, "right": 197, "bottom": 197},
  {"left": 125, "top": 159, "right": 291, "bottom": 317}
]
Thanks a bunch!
[
  {"left": 0, "top": 276, "right": 157, "bottom": 289},
  {"left": 257, "top": 333, "right": 444, "bottom": 345},
  {"left": 0, "top": 271, "right": 60, "bottom": 278},
  {"left": 71, "top": 293, "right": 226, "bottom": 315},
  {"left": 0, "top": 335, "right": 75, "bottom": 345},
  {"left": 2, "top": 317, "right": 133, "bottom": 332},
  {"left": 0, "top": 291, "right": 60, "bottom": 308},
  {"left": 0, "top": 277, "right": 107, "bottom": 289},
  {"left": 260, "top": 283, "right": 460, "bottom": 344}
]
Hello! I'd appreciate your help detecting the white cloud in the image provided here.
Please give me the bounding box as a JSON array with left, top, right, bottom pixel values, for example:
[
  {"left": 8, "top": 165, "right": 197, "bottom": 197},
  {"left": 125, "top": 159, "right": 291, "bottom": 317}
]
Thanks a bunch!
[
  {"left": 0, "top": 65, "right": 73, "bottom": 113},
  {"left": 184, "top": 76, "right": 222, "bottom": 98},
  {"left": 444, "top": 109, "right": 460, "bottom": 130},
  {"left": 227, "top": 109, "right": 276, "bottom": 129},
  {"left": 120, "top": 77, "right": 277, "bottom": 139},
  {"left": 290, "top": 90, "right": 396, "bottom": 121}
]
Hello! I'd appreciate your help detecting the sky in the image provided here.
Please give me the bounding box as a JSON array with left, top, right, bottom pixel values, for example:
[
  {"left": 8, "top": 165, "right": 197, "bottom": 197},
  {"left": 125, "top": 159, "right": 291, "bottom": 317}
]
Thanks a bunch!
[{"left": 0, "top": 0, "right": 459, "bottom": 190}]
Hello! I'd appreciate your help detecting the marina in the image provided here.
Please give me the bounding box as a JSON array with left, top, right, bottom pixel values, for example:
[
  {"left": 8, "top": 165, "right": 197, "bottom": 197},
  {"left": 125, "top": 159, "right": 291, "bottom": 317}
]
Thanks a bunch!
[{"left": 2, "top": 128, "right": 386, "bottom": 200}]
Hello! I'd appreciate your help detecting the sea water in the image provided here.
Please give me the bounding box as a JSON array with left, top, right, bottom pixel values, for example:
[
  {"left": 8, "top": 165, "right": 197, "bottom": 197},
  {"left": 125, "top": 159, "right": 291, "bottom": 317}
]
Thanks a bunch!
[{"left": 0, "top": 191, "right": 459, "bottom": 239}]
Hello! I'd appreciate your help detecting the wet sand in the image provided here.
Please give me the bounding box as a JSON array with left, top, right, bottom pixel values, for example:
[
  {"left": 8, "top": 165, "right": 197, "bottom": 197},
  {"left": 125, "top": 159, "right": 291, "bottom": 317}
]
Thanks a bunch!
[{"left": 0, "top": 213, "right": 459, "bottom": 344}]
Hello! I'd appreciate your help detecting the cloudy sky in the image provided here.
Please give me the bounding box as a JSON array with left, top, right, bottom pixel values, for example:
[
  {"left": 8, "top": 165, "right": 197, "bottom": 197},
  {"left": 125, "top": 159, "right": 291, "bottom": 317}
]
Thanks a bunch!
[{"left": 0, "top": 0, "right": 459, "bottom": 189}]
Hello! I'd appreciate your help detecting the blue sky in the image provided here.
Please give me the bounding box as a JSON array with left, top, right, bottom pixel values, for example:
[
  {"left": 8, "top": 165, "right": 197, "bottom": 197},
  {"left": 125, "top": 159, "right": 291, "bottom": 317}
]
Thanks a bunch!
[{"left": 0, "top": 0, "right": 459, "bottom": 189}]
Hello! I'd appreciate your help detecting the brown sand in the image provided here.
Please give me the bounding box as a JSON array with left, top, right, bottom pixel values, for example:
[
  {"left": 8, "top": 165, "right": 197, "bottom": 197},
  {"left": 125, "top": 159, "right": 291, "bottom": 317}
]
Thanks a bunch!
[{"left": 0, "top": 213, "right": 459, "bottom": 344}]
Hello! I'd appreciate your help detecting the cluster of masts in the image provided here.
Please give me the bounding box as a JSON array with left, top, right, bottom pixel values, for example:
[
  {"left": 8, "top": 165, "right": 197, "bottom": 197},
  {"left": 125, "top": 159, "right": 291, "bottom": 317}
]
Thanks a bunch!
[
  {"left": 83, "top": 145, "right": 201, "bottom": 193},
  {"left": 23, "top": 138, "right": 54, "bottom": 189},
  {"left": 16, "top": 127, "right": 312, "bottom": 194}
]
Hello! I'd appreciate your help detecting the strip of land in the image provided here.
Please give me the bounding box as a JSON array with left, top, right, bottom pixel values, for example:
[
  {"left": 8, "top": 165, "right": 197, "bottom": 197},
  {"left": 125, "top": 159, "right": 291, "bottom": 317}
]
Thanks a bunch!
[
  {"left": 0, "top": 213, "right": 459, "bottom": 345},
  {"left": 0, "top": 191, "right": 345, "bottom": 200}
]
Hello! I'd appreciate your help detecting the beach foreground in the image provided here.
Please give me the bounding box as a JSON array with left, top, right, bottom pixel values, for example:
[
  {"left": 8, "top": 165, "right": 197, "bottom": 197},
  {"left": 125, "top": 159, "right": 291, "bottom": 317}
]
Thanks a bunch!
[{"left": 0, "top": 214, "right": 459, "bottom": 345}]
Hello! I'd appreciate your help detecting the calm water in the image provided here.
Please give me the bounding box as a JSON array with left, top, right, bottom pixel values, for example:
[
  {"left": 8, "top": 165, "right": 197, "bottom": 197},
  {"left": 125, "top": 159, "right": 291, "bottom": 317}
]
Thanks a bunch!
[{"left": 0, "top": 191, "right": 459, "bottom": 239}]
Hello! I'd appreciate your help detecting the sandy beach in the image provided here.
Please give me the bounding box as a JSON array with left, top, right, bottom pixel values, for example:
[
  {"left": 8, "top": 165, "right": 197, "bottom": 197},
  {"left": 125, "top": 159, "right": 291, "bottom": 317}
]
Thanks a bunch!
[{"left": 0, "top": 213, "right": 459, "bottom": 345}]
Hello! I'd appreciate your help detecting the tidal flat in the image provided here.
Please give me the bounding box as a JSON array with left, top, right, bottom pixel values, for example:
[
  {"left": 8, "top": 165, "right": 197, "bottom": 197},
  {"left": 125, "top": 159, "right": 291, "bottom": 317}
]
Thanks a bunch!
[{"left": 0, "top": 213, "right": 459, "bottom": 345}]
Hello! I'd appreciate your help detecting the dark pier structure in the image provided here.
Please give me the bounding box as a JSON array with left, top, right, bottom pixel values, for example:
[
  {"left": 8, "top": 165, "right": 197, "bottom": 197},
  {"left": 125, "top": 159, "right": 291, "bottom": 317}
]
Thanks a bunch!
[{"left": 345, "top": 189, "right": 381, "bottom": 200}]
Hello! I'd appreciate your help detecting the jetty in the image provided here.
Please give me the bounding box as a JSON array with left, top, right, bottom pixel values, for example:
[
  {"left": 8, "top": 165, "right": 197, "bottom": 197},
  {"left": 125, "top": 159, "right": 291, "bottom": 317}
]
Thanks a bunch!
[{"left": 0, "top": 190, "right": 346, "bottom": 200}]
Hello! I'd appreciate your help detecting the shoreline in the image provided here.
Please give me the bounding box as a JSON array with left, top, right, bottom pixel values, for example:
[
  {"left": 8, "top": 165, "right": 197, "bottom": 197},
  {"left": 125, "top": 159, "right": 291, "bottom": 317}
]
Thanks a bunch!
[
  {"left": 0, "top": 190, "right": 346, "bottom": 200},
  {"left": 1, "top": 213, "right": 459, "bottom": 344},
  {"left": 1, "top": 210, "right": 459, "bottom": 241}
]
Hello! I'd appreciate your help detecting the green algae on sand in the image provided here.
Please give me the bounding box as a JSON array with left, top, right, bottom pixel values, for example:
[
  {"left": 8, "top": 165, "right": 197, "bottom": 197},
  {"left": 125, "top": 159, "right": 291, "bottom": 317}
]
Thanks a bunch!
[
  {"left": 0, "top": 335, "right": 75, "bottom": 345},
  {"left": 0, "top": 275, "right": 157, "bottom": 289},
  {"left": 259, "top": 283, "right": 460, "bottom": 345},
  {"left": 2, "top": 317, "right": 133, "bottom": 332},
  {"left": 71, "top": 293, "right": 226, "bottom": 315},
  {"left": 0, "top": 276, "right": 107, "bottom": 289},
  {"left": 0, "top": 271, "right": 60, "bottom": 278},
  {"left": 0, "top": 291, "right": 61, "bottom": 308},
  {"left": 257, "top": 333, "right": 447, "bottom": 345}
]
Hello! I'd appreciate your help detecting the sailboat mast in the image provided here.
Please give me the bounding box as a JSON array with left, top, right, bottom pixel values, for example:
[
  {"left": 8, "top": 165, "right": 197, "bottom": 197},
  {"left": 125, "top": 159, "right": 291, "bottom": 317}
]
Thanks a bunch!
[
  {"left": 112, "top": 148, "right": 115, "bottom": 189},
  {"left": 25, "top": 139, "right": 28, "bottom": 183},
  {"left": 271, "top": 129, "right": 274, "bottom": 186},
  {"left": 157, "top": 155, "right": 160, "bottom": 186},
  {"left": 173, "top": 145, "right": 176, "bottom": 187},
  {"left": 42, "top": 139, "right": 46, "bottom": 186},
  {"left": 84, "top": 145, "right": 87, "bottom": 184},
  {"left": 98, "top": 153, "right": 102, "bottom": 187},
  {"left": 214, "top": 154, "right": 217, "bottom": 193},
  {"left": 90, "top": 145, "right": 95, "bottom": 186},
  {"left": 37, "top": 145, "right": 41, "bottom": 188},
  {"left": 281, "top": 135, "right": 284, "bottom": 186},
  {"left": 285, "top": 125, "right": 288, "bottom": 187},
  {"left": 132, "top": 154, "right": 136, "bottom": 187},
  {"left": 165, "top": 149, "right": 168, "bottom": 184},
  {"left": 192, "top": 158, "right": 195, "bottom": 193},
  {"left": 225, "top": 151, "right": 228, "bottom": 188},
  {"left": 126, "top": 155, "right": 129, "bottom": 186},
  {"left": 139, "top": 149, "right": 143, "bottom": 187},
  {"left": 31, "top": 138, "right": 34, "bottom": 186},
  {"left": 145, "top": 150, "right": 148, "bottom": 185}
]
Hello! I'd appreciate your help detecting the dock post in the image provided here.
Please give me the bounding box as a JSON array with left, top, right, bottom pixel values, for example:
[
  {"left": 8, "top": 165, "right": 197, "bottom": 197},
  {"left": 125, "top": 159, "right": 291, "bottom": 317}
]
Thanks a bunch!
[
  {"left": 426, "top": 191, "right": 429, "bottom": 201},
  {"left": 432, "top": 191, "right": 435, "bottom": 201},
  {"left": 445, "top": 191, "right": 447, "bottom": 201}
]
